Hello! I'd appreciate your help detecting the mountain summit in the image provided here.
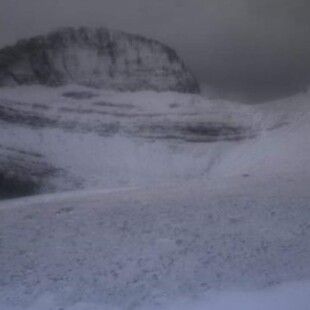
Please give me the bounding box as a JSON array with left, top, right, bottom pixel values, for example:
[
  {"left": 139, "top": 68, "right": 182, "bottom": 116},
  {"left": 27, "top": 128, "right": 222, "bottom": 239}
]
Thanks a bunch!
[{"left": 0, "top": 27, "right": 200, "bottom": 93}]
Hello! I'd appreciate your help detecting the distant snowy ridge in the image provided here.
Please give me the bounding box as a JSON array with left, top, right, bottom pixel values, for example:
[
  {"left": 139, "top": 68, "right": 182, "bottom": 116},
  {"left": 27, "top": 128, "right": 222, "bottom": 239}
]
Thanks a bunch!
[{"left": 0, "top": 27, "right": 199, "bottom": 93}]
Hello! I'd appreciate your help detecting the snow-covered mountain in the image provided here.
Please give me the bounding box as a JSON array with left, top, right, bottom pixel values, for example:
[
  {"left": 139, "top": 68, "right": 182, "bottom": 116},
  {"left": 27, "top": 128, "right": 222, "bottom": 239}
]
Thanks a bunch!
[
  {"left": 1, "top": 28, "right": 310, "bottom": 310},
  {"left": 0, "top": 27, "right": 199, "bottom": 93}
]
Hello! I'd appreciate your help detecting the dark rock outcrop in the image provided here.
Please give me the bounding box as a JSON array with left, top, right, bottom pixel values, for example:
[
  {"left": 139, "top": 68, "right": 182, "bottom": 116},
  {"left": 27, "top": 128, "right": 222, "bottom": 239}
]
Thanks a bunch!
[{"left": 0, "top": 27, "right": 200, "bottom": 93}]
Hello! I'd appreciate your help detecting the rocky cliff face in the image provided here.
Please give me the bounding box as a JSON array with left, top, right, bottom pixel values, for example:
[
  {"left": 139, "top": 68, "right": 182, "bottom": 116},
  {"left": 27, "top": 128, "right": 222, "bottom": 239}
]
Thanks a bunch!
[{"left": 0, "top": 27, "right": 200, "bottom": 93}]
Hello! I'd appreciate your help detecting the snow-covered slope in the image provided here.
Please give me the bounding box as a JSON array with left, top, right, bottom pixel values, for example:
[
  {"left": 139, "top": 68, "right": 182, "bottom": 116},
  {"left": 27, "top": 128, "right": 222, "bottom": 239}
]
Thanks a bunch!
[
  {"left": 211, "top": 90, "right": 310, "bottom": 178},
  {"left": 1, "top": 84, "right": 310, "bottom": 309},
  {"left": 0, "top": 27, "right": 199, "bottom": 93},
  {"left": 0, "top": 85, "right": 260, "bottom": 197},
  {"left": 1, "top": 173, "right": 310, "bottom": 310},
  {"left": 1, "top": 84, "right": 310, "bottom": 197}
]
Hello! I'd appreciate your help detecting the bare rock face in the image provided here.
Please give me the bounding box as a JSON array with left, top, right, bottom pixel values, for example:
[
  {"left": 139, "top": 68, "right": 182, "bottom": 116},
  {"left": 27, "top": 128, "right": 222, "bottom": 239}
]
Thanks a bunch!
[{"left": 0, "top": 27, "right": 200, "bottom": 93}]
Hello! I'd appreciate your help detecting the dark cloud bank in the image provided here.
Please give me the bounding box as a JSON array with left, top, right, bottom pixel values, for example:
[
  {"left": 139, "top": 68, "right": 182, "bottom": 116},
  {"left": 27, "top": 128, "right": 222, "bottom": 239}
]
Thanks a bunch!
[{"left": 1, "top": 0, "right": 310, "bottom": 103}]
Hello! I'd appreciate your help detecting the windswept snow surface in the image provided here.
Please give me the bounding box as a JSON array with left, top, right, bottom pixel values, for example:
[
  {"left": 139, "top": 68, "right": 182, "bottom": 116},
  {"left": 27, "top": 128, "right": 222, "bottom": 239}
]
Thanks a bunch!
[
  {"left": 212, "top": 91, "right": 310, "bottom": 178},
  {"left": 1, "top": 174, "right": 310, "bottom": 310},
  {"left": 1, "top": 87, "right": 310, "bottom": 309}
]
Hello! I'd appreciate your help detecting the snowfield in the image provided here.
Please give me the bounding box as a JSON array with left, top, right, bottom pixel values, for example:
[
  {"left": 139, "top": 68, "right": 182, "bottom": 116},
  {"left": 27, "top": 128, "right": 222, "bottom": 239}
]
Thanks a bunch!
[
  {"left": 1, "top": 174, "right": 310, "bottom": 310},
  {"left": 1, "top": 86, "right": 310, "bottom": 309},
  {"left": 0, "top": 85, "right": 261, "bottom": 195}
]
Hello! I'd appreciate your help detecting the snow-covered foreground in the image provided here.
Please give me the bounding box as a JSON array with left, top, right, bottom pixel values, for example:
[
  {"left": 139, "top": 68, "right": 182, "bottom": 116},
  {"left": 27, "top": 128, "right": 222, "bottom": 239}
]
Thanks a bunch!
[
  {"left": 1, "top": 87, "right": 310, "bottom": 309},
  {"left": 1, "top": 172, "right": 310, "bottom": 309},
  {"left": 3, "top": 282, "right": 310, "bottom": 310}
]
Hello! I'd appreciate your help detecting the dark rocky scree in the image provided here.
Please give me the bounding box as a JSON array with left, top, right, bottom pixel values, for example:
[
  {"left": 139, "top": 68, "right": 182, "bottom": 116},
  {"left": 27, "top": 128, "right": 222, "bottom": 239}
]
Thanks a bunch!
[
  {"left": 0, "top": 27, "right": 200, "bottom": 93},
  {"left": 0, "top": 145, "right": 62, "bottom": 199}
]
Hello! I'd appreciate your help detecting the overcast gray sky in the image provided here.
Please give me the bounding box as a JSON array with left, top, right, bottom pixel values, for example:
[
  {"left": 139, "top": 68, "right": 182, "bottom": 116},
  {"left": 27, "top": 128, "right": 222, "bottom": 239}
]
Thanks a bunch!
[{"left": 1, "top": 0, "right": 310, "bottom": 102}]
